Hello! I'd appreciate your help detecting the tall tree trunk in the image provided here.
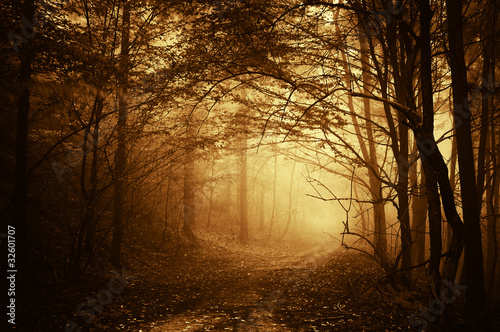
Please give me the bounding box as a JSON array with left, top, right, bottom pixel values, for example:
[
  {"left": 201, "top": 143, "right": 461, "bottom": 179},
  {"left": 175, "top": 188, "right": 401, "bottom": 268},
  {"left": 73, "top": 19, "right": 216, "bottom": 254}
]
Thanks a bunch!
[
  {"left": 71, "top": 94, "right": 103, "bottom": 280},
  {"left": 83, "top": 97, "right": 103, "bottom": 267},
  {"left": 419, "top": 0, "right": 443, "bottom": 290},
  {"left": 338, "top": 17, "right": 373, "bottom": 245},
  {"left": 339, "top": 13, "right": 382, "bottom": 251},
  {"left": 82, "top": 101, "right": 102, "bottom": 271},
  {"left": 446, "top": 0, "right": 487, "bottom": 322},
  {"left": 396, "top": 76, "right": 411, "bottom": 276},
  {"left": 340, "top": 51, "right": 369, "bottom": 240},
  {"left": 397, "top": 133, "right": 411, "bottom": 276},
  {"left": 183, "top": 116, "right": 197, "bottom": 245},
  {"left": 411, "top": 161, "right": 427, "bottom": 268},
  {"left": 160, "top": 177, "right": 172, "bottom": 247},
  {"left": 259, "top": 184, "right": 265, "bottom": 232},
  {"left": 280, "top": 160, "right": 296, "bottom": 241},
  {"left": 385, "top": 15, "right": 412, "bottom": 276},
  {"left": 410, "top": 90, "right": 427, "bottom": 269},
  {"left": 207, "top": 157, "right": 215, "bottom": 230},
  {"left": 485, "top": 125, "right": 498, "bottom": 293},
  {"left": 482, "top": 0, "right": 498, "bottom": 296},
  {"left": 486, "top": 34, "right": 498, "bottom": 291},
  {"left": 490, "top": 158, "right": 500, "bottom": 295},
  {"left": 448, "top": 122, "right": 458, "bottom": 251},
  {"left": 359, "top": 29, "right": 387, "bottom": 260},
  {"left": 14, "top": 0, "right": 35, "bottom": 243},
  {"left": 476, "top": 0, "right": 496, "bottom": 205},
  {"left": 268, "top": 146, "right": 277, "bottom": 239},
  {"left": 111, "top": 0, "right": 130, "bottom": 268},
  {"left": 238, "top": 119, "right": 249, "bottom": 244},
  {"left": 415, "top": 0, "right": 466, "bottom": 292},
  {"left": 353, "top": 182, "right": 367, "bottom": 238}
]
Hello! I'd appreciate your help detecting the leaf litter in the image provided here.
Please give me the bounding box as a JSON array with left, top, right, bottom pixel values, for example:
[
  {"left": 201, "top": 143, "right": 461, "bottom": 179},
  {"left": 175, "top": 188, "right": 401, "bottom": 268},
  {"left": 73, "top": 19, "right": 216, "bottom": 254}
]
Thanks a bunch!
[{"left": 23, "top": 239, "right": 415, "bottom": 331}]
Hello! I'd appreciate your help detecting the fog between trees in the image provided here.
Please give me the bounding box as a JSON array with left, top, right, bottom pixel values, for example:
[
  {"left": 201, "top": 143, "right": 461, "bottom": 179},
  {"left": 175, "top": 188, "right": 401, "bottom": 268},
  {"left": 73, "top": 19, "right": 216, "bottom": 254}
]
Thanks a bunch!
[{"left": 1, "top": 0, "right": 499, "bottom": 330}]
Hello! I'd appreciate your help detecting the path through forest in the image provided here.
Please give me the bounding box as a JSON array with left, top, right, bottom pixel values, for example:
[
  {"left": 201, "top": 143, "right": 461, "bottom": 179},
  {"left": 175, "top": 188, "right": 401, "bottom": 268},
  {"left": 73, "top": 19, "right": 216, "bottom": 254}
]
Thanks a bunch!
[
  {"left": 25, "top": 240, "right": 414, "bottom": 331},
  {"left": 146, "top": 244, "right": 334, "bottom": 331},
  {"left": 89, "top": 241, "right": 411, "bottom": 332}
]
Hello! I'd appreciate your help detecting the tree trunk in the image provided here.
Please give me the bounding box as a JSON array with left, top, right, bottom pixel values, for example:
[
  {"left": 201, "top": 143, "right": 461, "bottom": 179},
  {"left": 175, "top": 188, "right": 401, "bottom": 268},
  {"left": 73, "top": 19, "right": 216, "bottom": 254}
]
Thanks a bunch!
[
  {"left": 446, "top": 0, "right": 487, "bottom": 321},
  {"left": 486, "top": 86, "right": 498, "bottom": 294},
  {"left": 111, "top": 0, "right": 130, "bottom": 268},
  {"left": 268, "top": 147, "right": 277, "bottom": 239},
  {"left": 84, "top": 97, "right": 103, "bottom": 265},
  {"left": 476, "top": 0, "right": 496, "bottom": 205},
  {"left": 280, "top": 160, "right": 296, "bottom": 241},
  {"left": 485, "top": 144, "right": 498, "bottom": 293},
  {"left": 238, "top": 122, "right": 249, "bottom": 244},
  {"left": 358, "top": 29, "right": 387, "bottom": 260},
  {"left": 353, "top": 181, "right": 367, "bottom": 238},
  {"left": 259, "top": 184, "right": 265, "bottom": 232},
  {"left": 207, "top": 157, "right": 215, "bottom": 230},
  {"left": 71, "top": 96, "right": 103, "bottom": 280},
  {"left": 448, "top": 123, "right": 457, "bottom": 251},
  {"left": 14, "top": 0, "right": 36, "bottom": 242},
  {"left": 410, "top": 90, "right": 427, "bottom": 269},
  {"left": 482, "top": 0, "right": 498, "bottom": 296},
  {"left": 411, "top": 162, "right": 427, "bottom": 268},
  {"left": 385, "top": 15, "right": 412, "bottom": 276},
  {"left": 160, "top": 177, "right": 173, "bottom": 248},
  {"left": 183, "top": 118, "right": 197, "bottom": 245},
  {"left": 419, "top": 0, "right": 443, "bottom": 290}
]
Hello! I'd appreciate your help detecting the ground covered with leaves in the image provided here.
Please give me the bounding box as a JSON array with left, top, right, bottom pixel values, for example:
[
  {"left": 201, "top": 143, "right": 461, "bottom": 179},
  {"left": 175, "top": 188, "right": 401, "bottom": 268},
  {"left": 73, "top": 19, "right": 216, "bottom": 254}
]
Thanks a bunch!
[{"left": 14, "top": 237, "right": 498, "bottom": 331}]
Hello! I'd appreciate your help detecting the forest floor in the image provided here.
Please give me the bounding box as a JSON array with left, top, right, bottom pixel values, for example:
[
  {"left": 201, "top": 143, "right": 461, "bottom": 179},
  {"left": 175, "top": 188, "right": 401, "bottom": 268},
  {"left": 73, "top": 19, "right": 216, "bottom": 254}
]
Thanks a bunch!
[{"left": 16, "top": 235, "right": 499, "bottom": 331}]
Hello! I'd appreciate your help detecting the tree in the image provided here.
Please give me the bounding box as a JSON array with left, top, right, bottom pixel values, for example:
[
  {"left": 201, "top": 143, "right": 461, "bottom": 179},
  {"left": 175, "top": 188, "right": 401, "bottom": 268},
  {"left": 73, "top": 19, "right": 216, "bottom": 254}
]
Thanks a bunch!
[
  {"left": 14, "top": 0, "right": 36, "bottom": 242},
  {"left": 357, "top": 25, "right": 388, "bottom": 263},
  {"left": 279, "top": 159, "right": 296, "bottom": 241},
  {"left": 238, "top": 87, "right": 249, "bottom": 244},
  {"left": 446, "top": 0, "right": 486, "bottom": 322},
  {"left": 111, "top": 0, "right": 131, "bottom": 269},
  {"left": 183, "top": 108, "right": 198, "bottom": 245}
]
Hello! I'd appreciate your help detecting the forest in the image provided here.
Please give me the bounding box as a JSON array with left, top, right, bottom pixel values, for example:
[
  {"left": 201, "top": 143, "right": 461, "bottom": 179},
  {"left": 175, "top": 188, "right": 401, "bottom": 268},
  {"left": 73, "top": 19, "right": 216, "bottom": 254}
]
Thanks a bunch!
[{"left": 1, "top": 0, "right": 499, "bottom": 331}]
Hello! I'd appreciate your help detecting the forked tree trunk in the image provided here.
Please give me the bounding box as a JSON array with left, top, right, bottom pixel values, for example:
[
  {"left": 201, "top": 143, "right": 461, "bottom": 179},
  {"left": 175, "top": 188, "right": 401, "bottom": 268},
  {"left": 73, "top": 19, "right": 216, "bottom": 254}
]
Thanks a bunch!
[
  {"left": 358, "top": 29, "right": 387, "bottom": 261},
  {"left": 385, "top": 17, "right": 412, "bottom": 276},
  {"left": 71, "top": 96, "right": 103, "bottom": 280},
  {"left": 337, "top": 16, "right": 376, "bottom": 249},
  {"left": 416, "top": 0, "right": 467, "bottom": 292}
]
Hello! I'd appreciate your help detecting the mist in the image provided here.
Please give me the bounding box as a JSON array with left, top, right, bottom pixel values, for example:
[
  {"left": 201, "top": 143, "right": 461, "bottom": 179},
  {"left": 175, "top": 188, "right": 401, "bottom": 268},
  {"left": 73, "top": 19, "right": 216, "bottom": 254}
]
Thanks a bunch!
[{"left": 1, "top": 0, "right": 499, "bottom": 331}]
